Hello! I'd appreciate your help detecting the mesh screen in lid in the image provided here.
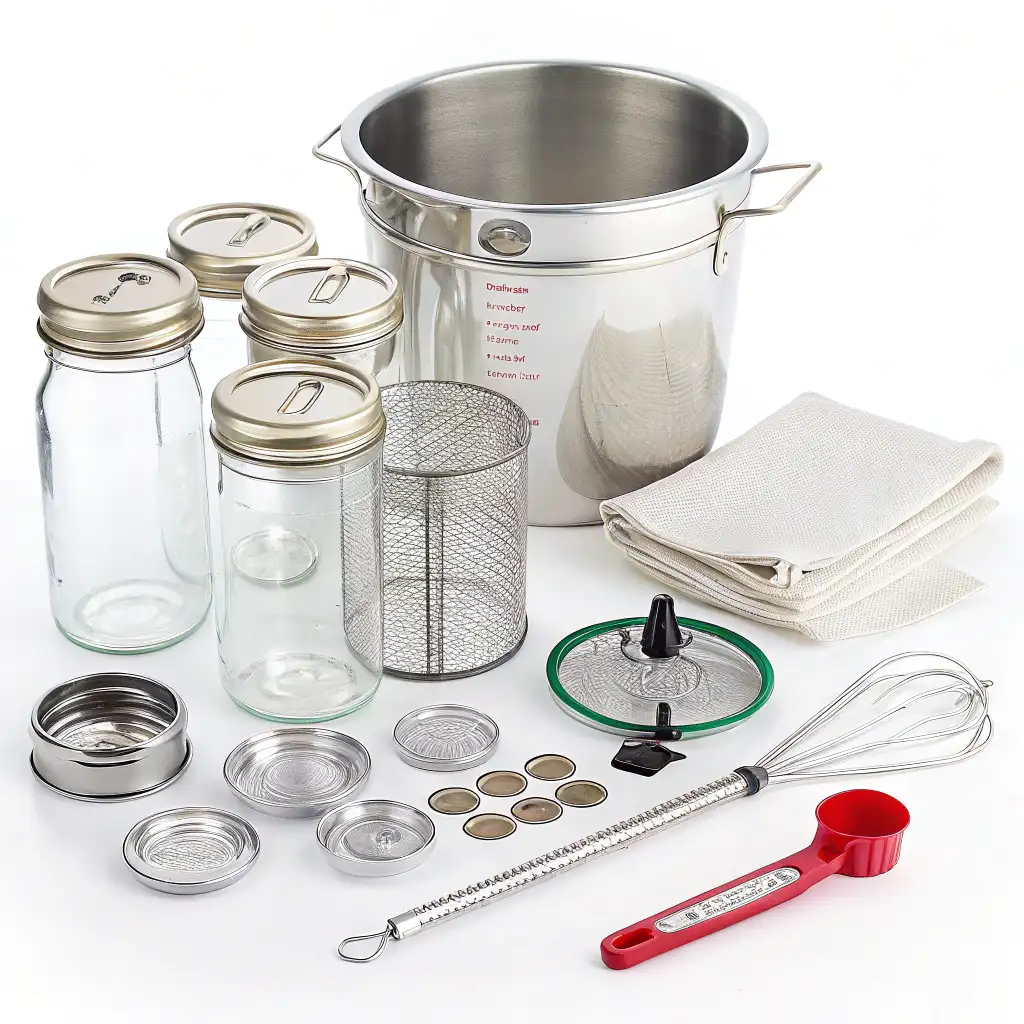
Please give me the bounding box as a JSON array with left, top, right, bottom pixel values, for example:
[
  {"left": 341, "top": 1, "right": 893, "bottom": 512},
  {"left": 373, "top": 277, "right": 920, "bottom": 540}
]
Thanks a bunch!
[{"left": 547, "top": 613, "right": 772, "bottom": 738}]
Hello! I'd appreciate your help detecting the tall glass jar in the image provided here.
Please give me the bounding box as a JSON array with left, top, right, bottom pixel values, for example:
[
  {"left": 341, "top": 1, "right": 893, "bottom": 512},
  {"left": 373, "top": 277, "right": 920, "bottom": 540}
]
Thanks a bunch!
[
  {"left": 242, "top": 257, "right": 403, "bottom": 385},
  {"left": 166, "top": 203, "right": 318, "bottom": 426},
  {"left": 210, "top": 358, "right": 385, "bottom": 722},
  {"left": 35, "top": 254, "right": 212, "bottom": 653}
]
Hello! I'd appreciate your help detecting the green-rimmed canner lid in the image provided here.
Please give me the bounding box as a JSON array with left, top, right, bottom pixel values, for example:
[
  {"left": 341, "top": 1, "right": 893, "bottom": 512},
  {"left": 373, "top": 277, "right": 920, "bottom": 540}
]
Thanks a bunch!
[{"left": 546, "top": 595, "right": 772, "bottom": 738}]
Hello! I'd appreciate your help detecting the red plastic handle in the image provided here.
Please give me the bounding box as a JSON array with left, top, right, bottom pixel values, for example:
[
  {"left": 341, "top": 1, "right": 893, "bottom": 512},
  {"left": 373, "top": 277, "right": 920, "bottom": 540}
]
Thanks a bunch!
[{"left": 600, "top": 843, "right": 844, "bottom": 970}]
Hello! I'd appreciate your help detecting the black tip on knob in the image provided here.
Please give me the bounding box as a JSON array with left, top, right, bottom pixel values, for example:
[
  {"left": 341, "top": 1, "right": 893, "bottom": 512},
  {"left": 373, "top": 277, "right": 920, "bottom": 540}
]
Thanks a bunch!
[{"left": 640, "top": 594, "right": 684, "bottom": 659}]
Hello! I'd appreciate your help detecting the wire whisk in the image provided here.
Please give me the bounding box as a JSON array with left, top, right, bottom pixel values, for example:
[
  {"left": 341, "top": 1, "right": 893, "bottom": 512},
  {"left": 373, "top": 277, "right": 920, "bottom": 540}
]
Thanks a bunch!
[{"left": 337, "top": 651, "right": 993, "bottom": 963}]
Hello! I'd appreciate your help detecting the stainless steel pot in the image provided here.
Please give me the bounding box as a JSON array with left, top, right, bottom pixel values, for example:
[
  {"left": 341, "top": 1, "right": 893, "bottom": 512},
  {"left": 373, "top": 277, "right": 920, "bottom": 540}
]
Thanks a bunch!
[{"left": 315, "top": 61, "right": 819, "bottom": 525}]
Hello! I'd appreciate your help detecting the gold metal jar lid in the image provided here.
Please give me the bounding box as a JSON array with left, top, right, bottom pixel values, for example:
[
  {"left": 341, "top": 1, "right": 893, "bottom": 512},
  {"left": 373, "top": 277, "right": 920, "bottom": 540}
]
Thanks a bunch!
[
  {"left": 37, "top": 254, "right": 204, "bottom": 357},
  {"left": 240, "top": 257, "right": 403, "bottom": 350},
  {"left": 210, "top": 358, "right": 385, "bottom": 466},
  {"left": 167, "top": 203, "right": 318, "bottom": 298}
]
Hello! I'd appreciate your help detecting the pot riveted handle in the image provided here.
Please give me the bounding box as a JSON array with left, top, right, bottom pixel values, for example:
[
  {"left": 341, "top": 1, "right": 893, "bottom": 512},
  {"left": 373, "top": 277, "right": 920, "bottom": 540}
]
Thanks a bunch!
[
  {"left": 713, "top": 161, "right": 822, "bottom": 275},
  {"left": 312, "top": 123, "right": 364, "bottom": 189}
]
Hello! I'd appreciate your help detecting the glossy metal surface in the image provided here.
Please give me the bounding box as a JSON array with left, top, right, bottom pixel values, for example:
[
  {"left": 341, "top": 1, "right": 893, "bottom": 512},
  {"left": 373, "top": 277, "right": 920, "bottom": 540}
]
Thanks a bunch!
[
  {"left": 337, "top": 652, "right": 992, "bottom": 961},
  {"left": 555, "top": 780, "right": 608, "bottom": 808},
  {"left": 524, "top": 754, "right": 576, "bottom": 781},
  {"left": 428, "top": 787, "right": 480, "bottom": 815},
  {"left": 223, "top": 728, "right": 371, "bottom": 817},
  {"left": 317, "top": 800, "right": 435, "bottom": 876},
  {"left": 476, "top": 770, "right": 527, "bottom": 797},
  {"left": 316, "top": 63, "right": 818, "bottom": 524},
  {"left": 123, "top": 806, "right": 260, "bottom": 894},
  {"left": 393, "top": 705, "right": 499, "bottom": 771},
  {"left": 30, "top": 673, "right": 190, "bottom": 799}
]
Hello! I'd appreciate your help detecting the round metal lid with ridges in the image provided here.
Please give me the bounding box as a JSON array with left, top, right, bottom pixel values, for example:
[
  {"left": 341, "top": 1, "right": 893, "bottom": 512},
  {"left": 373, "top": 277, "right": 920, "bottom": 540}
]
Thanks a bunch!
[
  {"left": 240, "top": 257, "right": 402, "bottom": 350},
  {"left": 210, "top": 357, "right": 385, "bottom": 466},
  {"left": 37, "top": 254, "right": 203, "bottom": 357},
  {"left": 167, "top": 203, "right": 317, "bottom": 297}
]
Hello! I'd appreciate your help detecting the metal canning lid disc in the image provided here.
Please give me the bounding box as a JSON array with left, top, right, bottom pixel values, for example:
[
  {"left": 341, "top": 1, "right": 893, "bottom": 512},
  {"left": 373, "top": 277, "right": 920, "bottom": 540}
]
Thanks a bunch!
[
  {"left": 210, "top": 357, "right": 385, "bottom": 466},
  {"left": 428, "top": 787, "right": 480, "bottom": 815},
  {"left": 394, "top": 705, "right": 500, "bottom": 771},
  {"left": 476, "top": 770, "right": 527, "bottom": 797},
  {"left": 524, "top": 754, "right": 576, "bottom": 781},
  {"left": 464, "top": 813, "right": 517, "bottom": 840},
  {"left": 167, "top": 203, "right": 317, "bottom": 297},
  {"left": 555, "top": 780, "right": 608, "bottom": 808},
  {"left": 241, "top": 257, "right": 402, "bottom": 350},
  {"left": 547, "top": 615, "right": 773, "bottom": 738},
  {"left": 222, "top": 728, "right": 371, "bottom": 818},
  {"left": 511, "top": 797, "right": 563, "bottom": 824},
  {"left": 37, "top": 254, "right": 203, "bottom": 357},
  {"left": 317, "top": 800, "right": 435, "bottom": 876},
  {"left": 122, "top": 806, "right": 260, "bottom": 894}
]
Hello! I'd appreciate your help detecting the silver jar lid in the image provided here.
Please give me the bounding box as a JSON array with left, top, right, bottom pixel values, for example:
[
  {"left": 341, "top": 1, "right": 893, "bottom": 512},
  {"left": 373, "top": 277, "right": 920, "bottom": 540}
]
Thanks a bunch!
[
  {"left": 167, "top": 203, "right": 318, "bottom": 297},
  {"left": 210, "top": 357, "right": 385, "bottom": 466},
  {"left": 37, "top": 254, "right": 203, "bottom": 357},
  {"left": 240, "top": 257, "right": 403, "bottom": 350}
]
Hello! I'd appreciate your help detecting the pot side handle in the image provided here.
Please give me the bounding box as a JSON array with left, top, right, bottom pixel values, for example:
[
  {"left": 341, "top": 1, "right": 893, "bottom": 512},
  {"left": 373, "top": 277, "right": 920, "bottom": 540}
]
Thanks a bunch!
[
  {"left": 312, "top": 123, "right": 365, "bottom": 190},
  {"left": 714, "top": 161, "right": 821, "bottom": 275}
]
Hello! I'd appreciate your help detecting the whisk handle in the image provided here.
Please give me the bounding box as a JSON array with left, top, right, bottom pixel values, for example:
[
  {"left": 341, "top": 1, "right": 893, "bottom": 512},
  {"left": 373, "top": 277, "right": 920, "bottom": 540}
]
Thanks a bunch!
[{"left": 601, "top": 844, "right": 841, "bottom": 969}]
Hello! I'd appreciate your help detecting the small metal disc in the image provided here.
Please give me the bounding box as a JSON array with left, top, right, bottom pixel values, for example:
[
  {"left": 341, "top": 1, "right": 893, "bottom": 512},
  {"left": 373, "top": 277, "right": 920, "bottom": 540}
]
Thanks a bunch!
[
  {"left": 428, "top": 787, "right": 480, "bottom": 815},
  {"left": 123, "top": 806, "right": 260, "bottom": 894},
  {"left": 511, "top": 797, "right": 563, "bottom": 824},
  {"left": 476, "top": 770, "right": 527, "bottom": 797},
  {"left": 525, "top": 754, "right": 576, "bottom": 781},
  {"left": 555, "top": 780, "right": 608, "bottom": 808},
  {"left": 232, "top": 528, "right": 318, "bottom": 585},
  {"left": 394, "top": 705, "right": 499, "bottom": 771},
  {"left": 464, "top": 813, "right": 517, "bottom": 840}
]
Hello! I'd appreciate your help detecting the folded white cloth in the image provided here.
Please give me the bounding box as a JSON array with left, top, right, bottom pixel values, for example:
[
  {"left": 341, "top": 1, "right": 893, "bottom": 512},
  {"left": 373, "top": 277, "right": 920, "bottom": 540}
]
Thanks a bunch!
[{"left": 600, "top": 393, "right": 1003, "bottom": 640}]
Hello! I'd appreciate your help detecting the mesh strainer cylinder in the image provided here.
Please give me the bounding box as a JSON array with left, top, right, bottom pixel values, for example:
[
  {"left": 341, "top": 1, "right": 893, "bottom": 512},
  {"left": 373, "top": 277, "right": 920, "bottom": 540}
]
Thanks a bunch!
[{"left": 380, "top": 382, "right": 530, "bottom": 678}]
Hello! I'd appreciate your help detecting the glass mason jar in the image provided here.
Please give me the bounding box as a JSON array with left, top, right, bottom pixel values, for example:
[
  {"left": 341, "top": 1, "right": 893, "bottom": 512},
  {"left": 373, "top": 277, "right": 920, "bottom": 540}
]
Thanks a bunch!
[
  {"left": 242, "top": 257, "right": 403, "bottom": 385},
  {"left": 166, "top": 202, "right": 318, "bottom": 426},
  {"left": 210, "top": 358, "right": 385, "bottom": 722},
  {"left": 35, "top": 254, "right": 213, "bottom": 653}
]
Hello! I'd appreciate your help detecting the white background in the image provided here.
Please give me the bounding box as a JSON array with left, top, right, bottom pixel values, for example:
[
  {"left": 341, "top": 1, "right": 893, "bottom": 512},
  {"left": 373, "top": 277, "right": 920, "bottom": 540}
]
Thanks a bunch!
[{"left": 3, "top": 2, "right": 1021, "bottom": 1021}]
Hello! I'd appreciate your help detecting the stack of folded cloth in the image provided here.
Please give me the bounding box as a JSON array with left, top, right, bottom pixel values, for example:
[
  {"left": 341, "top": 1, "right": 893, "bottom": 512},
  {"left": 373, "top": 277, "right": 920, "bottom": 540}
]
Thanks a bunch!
[{"left": 600, "top": 393, "right": 1003, "bottom": 640}]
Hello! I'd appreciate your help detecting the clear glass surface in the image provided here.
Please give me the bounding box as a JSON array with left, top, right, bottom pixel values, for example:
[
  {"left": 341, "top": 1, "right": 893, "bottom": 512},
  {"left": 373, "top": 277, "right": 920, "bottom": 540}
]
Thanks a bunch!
[
  {"left": 36, "top": 346, "right": 213, "bottom": 652},
  {"left": 214, "top": 451, "right": 383, "bottom": 722}
]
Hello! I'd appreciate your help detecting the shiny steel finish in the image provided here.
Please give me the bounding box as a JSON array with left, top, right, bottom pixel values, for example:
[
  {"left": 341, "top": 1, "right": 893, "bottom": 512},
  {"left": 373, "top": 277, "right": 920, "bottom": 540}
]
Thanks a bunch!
[
  {"left": 123, "top": 807, "right": 260, "bottom": 894},
  {"left": 222, "top": 728, "right": 371, "bottom": 817},
  {"left": 242, "top": 257, "right": 403, "bottom": 384},
  {"left": 37, "top": 254, "right": 203, "bottom": 357},
  {"left": 210, "top": 358, "right": 385, "bottom": 466},
  {"left": 393, "top": 705, "right": 499, "bottom": 771},
  {"left": 316, "top": 62, "right": 819, "bottom": 524},
  {"left": 317, "top": 800, "right": 435, "bottom": 876},
  {"left": 167, "top": 203, "right": 318, "bottom": 297},
  {"left": 30, "top": 673, "right": 190, "bottom": 799},
  {"left": 336, "top": 652, "right": 993, "bottom": 961}
]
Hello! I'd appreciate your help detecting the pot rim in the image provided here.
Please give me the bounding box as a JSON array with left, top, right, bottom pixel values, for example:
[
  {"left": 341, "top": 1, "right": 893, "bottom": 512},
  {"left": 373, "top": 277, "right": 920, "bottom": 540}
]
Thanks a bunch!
[{"left": 340, "top": 60, "right": 769, "bottom": 215}]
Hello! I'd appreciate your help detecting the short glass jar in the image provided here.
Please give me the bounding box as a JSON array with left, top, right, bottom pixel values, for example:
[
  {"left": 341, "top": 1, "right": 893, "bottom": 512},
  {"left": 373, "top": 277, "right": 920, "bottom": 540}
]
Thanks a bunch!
[
  {"left": 210, "top": 358, "right": 385, "bottom": 722},
  {"left": 35, "top": 254, "right": 212, "bottom": 653},
  {"left": 242, "top": 257, "right": 403, "bottom": 384},
  {"left": 166, "top": 202, "right": 318, "bottom": 403}
]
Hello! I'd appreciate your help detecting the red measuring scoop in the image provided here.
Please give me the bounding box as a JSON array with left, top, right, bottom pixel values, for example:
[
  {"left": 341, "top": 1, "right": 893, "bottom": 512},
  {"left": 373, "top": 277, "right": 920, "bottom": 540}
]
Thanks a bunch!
[{"left": 601, "top": 789, "right": 910, "bottom": 970}]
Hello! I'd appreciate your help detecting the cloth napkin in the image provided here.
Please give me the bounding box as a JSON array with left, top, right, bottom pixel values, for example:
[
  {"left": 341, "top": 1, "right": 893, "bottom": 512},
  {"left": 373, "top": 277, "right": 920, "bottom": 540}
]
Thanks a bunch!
[{"left": 599, "top": 393, "right": 1002, "bottom": 640}]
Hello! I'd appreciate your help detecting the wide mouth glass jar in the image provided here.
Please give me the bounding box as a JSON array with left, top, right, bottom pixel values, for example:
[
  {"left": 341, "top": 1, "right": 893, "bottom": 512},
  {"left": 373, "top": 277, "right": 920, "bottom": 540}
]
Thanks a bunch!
[
  {"left": 35, "top": 253, "right": 213, "bottom": 653},
  {"left": 241, "top": 257, "right": 403, "bottom": 385},
  {"left": 210, "top": 358, "right": 385, "bottom": 722}
]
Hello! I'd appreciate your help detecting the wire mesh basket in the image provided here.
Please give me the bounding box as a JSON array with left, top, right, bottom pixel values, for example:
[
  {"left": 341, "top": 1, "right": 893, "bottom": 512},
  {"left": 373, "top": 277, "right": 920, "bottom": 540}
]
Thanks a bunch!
[{"left": 381, "top": 381, "right": 530, "bottom": 679}]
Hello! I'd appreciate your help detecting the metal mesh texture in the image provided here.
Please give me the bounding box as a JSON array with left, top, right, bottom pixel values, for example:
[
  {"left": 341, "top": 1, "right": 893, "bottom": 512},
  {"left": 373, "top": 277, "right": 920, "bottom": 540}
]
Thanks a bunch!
[
  {"left": 380, "top": 382, "right": 530, "bottom": 678},
  {"left": 341, "top": 457, "right": 384, "bottom": 676}
]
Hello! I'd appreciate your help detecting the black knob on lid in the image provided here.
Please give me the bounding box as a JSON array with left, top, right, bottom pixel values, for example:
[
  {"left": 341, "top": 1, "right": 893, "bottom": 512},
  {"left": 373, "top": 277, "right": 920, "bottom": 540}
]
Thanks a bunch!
[{"left": 640, "top": 594, "right": 684, "bottom": 659}]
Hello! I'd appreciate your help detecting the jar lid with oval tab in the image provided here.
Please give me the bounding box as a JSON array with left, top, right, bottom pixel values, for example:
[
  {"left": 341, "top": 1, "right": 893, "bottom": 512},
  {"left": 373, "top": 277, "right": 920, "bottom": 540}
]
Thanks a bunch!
[
  {"left": 167, "top": 203, "right": 318, "bottom": 298},
  {"left": 210, "top": 358, "right": 385, "bottom": 466},
  {"left": 240, "top": 257, "right": 403, "bottom": 351},
  {"left": 37, "top": 254, "right": 203, "bottom": 358}
]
